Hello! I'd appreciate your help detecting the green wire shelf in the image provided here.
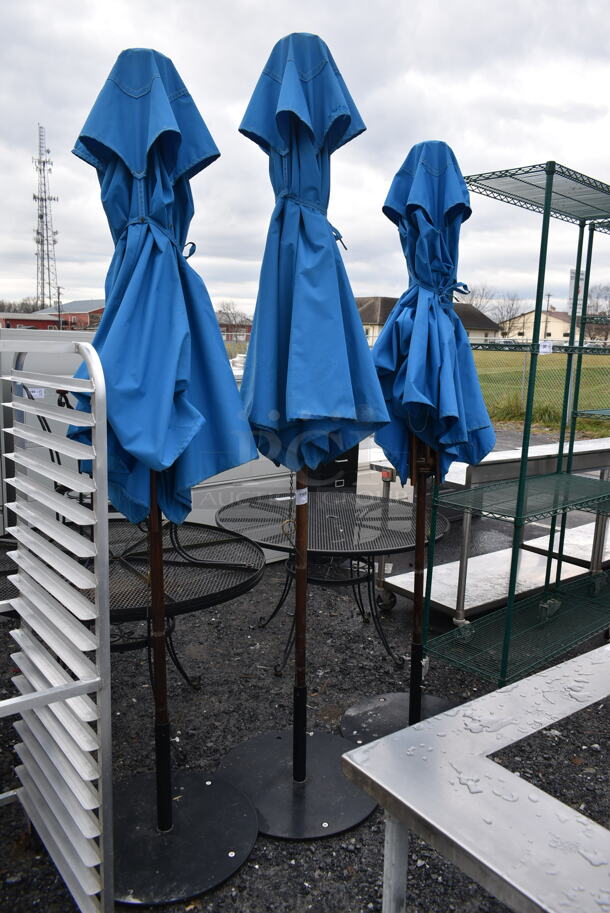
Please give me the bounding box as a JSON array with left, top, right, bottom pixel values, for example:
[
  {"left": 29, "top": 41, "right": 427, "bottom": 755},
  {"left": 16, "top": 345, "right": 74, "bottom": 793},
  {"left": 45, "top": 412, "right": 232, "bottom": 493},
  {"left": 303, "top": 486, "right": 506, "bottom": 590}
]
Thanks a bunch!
[
  {"left": 575, "top": 409, "right": 610, "bottom": 419},
  {"left": 435, "top": 472, "right": 610, "bottom": 522},
  {"left": 464, "top": 162, "right": 610, "bottom": 228},
  {"left": 426, "top": 572, "right": 610, "bottom": 684}
]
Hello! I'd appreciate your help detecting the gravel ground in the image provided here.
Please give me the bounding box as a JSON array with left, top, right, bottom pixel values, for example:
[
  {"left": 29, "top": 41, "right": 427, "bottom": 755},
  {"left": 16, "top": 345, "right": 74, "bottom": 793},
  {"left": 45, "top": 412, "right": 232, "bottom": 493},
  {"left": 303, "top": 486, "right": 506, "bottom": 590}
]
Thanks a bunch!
[
  {"left": 1, "top": 423, "right": 607, "bottom": 913},
  {"left": 0, "top": 548, "right": 608, "bottom": 913}
]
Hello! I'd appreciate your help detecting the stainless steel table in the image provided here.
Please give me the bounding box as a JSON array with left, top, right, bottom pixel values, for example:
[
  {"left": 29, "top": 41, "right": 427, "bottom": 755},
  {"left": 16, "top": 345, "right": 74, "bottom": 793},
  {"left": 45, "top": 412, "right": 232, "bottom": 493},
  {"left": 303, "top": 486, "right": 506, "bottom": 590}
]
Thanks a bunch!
[
  {"left": 372, "top": 438, "right": 610, "bottom": 622},
  {"left": 342, "top": 644, "right": 610, "bottom": 913}
]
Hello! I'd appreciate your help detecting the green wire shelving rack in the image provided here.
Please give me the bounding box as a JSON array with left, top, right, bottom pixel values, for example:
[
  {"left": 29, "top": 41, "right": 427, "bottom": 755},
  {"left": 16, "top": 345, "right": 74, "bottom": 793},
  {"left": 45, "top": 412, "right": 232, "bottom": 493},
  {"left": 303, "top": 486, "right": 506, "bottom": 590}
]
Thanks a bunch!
[{"left": 424, "top": 161, "right": 610, "bottom": 686}]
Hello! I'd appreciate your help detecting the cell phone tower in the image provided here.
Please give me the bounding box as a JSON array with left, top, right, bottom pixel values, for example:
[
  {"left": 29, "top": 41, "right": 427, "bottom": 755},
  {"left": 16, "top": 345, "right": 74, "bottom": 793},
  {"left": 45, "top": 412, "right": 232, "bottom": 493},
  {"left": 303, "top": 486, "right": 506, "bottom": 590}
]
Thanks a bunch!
[{"left": 33, "top": 125, "right": 61, "bottom": 323}]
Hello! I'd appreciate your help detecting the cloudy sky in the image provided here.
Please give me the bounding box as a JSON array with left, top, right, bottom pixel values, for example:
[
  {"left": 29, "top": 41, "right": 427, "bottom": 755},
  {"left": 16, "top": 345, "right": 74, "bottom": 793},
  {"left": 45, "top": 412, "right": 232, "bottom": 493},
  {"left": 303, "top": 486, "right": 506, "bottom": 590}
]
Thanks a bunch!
[{"left": 2, "top": 0, "right": 610, "bottom": 313}]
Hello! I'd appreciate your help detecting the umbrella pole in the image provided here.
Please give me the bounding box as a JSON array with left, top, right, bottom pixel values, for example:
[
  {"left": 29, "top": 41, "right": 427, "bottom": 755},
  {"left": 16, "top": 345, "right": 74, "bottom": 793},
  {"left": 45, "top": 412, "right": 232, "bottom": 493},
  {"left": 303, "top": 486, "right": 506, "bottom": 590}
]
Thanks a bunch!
[
  {"left": 293, "top": 468, "right": 308, "bottom": 781},
  {"left": 408, "top": 437, "right": 436, "bottom": 726},
  {"left": 113, "top": 473, "right": 259, "bottom": 903},
  {"left": 149, "top": 471, "right": 173, "bottom": 831},
  {"left": 217, "top": 469, "right": 375, "bottom": 838},
  {"left": 339, "top": 438, "right": 455, "bottom": 744}
]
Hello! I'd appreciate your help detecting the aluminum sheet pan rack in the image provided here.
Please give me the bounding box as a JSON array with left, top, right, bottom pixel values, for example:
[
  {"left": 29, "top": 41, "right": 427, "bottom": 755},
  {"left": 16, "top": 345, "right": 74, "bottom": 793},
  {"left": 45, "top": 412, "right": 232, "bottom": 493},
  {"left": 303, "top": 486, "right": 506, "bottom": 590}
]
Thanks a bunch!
[{"left": 0, "top": 339, "right": 112, "bottom": 913}]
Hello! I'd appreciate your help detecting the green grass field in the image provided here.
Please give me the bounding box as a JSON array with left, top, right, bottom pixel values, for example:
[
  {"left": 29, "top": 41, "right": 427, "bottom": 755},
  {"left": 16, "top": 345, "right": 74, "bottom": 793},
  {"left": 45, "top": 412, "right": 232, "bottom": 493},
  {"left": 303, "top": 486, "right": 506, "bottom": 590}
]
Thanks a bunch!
[{"left": 472, "top": 350, "right": 610, "bottom": 432}]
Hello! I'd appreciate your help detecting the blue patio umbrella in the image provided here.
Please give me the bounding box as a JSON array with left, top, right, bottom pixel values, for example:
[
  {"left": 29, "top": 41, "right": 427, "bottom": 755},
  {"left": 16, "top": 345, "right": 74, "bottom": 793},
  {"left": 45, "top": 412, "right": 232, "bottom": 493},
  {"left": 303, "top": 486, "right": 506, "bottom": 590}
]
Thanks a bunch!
[
  {"left": 239, "top": 32, "right": 389, "bottom": 470},
  {"left": 71, "top": 48, "right": 257, "bottom": 525},
  {"left": 70, "top": 48, "right": 259, "bottom": 900},
  {"left": 218, "top": 33, "right": 385, "bottom": 839},
  {"left": 373, "top": 140, "right": 495, "bottom": 483},
  {"left": 372, "top": 140, "right": 494, "bottom": 724}
]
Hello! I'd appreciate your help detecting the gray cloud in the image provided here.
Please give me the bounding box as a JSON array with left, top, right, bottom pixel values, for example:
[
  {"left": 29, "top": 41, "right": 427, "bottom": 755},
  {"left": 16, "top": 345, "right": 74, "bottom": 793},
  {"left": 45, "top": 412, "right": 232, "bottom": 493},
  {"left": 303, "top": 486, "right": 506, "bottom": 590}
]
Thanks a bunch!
[{"left": 2, "top": 0, "right": 610, "bottom": 311}]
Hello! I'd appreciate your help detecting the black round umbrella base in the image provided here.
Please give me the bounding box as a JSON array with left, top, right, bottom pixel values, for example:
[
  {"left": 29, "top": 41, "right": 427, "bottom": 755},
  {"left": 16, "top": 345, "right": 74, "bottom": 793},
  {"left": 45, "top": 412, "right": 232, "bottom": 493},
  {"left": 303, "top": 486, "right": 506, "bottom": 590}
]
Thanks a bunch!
[
  {"left": 217, "top": 730, "right": 377, "bottom": 839},
  {"left": 113, "top": 770, "right": 258, "bottom": 905},
  {"left": 340, "top": 691, "right": 462, "bottom": 745}
]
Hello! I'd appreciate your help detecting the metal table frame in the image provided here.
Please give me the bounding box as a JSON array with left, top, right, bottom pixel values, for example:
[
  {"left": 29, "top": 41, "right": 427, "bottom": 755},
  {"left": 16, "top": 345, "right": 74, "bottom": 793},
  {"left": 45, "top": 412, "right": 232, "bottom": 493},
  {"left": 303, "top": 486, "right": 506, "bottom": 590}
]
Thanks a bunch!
[
  {"left": 373, "top": 438, "right": 610, "bottom": 624},
  {"left": 343, "top": 643, "right": 610, "bottom": 913},
  {"left": 217, "top": 491, "right": 448, "bottom": 668},
  {"left": 105, "top": 519, "right": 265, "bottom": 688}
]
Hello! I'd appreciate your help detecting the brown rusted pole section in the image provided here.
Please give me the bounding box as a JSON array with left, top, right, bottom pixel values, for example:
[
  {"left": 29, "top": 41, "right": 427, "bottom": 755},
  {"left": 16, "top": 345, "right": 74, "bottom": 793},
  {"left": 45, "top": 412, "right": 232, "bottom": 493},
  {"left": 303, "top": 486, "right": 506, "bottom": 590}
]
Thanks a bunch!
[
  {"left": 293, "top": 468, "right": 309, "bottom": 781},
  {"left": 149, "top": 471, "right": 172, "bottom": 831}
]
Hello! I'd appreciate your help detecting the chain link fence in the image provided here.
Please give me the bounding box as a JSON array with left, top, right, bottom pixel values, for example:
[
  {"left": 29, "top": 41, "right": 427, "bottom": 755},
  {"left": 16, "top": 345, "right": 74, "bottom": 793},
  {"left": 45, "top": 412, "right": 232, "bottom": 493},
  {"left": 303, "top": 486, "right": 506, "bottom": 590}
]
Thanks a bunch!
[{"left": 472, "top": 346, "right": 610, "bottom": 427}]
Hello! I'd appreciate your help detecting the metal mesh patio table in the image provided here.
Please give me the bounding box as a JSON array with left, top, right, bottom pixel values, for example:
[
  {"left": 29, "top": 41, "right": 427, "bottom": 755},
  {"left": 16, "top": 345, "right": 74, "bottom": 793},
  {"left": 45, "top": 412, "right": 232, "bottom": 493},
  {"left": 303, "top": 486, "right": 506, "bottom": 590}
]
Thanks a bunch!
[{"left": 217, "top": 491, "right": 448, "bottom": 667}]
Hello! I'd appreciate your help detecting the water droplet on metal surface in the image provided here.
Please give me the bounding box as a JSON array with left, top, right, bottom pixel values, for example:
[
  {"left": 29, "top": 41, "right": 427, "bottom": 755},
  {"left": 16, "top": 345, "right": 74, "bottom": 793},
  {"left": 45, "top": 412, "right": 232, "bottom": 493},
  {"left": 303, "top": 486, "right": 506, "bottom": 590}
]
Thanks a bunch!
[
  {"left": 578, "top": 848, "right": 607, "bottom": 867},
  {"left": 492, "top": 787, "right": 519, "bottom": 803}
]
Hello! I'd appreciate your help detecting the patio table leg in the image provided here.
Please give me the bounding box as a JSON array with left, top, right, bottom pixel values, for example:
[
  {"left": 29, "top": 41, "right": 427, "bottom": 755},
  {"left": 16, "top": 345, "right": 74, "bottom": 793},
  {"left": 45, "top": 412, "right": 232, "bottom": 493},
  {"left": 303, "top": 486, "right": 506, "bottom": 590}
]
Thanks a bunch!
[
  {"left": 454, "top": 510, "right": 471, "bottom": 625},
  {"left": 383, "top": 811, "right": 409, "bottom": 913}
]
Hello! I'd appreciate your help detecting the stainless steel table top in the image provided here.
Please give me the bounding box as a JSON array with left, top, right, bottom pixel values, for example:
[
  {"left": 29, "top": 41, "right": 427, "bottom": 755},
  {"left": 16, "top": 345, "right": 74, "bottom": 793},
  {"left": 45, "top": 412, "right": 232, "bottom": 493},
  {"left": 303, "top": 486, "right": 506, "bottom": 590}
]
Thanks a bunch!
[{"left": 342, "top": 644, "right": 610, "bottom": 913}]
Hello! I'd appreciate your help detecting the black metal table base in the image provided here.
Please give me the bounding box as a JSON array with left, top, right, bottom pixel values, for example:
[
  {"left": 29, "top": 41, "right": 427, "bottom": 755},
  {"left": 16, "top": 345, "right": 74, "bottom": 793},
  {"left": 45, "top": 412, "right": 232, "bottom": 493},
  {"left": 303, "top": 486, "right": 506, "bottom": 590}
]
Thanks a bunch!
[
  {"left": 263, "top": 555, "right": 405, "bottom": 674},
  {"left": 113, "top": 770, "right": 258, "bottom": 905},
  {"left": 217, "top": 730, "right": 377, "bottom": 839},
  {"left": 340, "top": 691, "right": 462, "bottom": 745}
]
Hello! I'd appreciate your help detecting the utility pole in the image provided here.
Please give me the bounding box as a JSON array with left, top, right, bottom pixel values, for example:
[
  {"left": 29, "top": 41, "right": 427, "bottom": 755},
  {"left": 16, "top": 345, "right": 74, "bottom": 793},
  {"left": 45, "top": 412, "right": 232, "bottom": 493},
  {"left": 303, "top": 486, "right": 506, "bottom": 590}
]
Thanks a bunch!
[
  {"left": 33, "top": 125, "right": 59, "bottom": 311},
  {"left": 543, "top": 292, "right": 552, "bottom": 339},
  {"left": 56, "top": 285, "right": 63, "bottom": 330}
]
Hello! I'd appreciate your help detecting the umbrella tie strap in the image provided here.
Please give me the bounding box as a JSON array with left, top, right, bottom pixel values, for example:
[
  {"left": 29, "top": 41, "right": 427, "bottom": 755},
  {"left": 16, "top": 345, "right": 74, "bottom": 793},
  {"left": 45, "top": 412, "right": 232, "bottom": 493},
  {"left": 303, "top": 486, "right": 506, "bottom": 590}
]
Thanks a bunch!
[
  {"left": 413, "top": 278, "right": 469, "bottom": 311},
  {"left": 276, "top": 191, "right": 327, "bottom": 216},
  {"left": 120, "top": 216, "right": 195, "bottom": 259},
  {"left": 330, "top": 224, "right": 348, "bottom": 250},
  {"left": 276, "top": 192, "right": 348, "bottom": 250}
]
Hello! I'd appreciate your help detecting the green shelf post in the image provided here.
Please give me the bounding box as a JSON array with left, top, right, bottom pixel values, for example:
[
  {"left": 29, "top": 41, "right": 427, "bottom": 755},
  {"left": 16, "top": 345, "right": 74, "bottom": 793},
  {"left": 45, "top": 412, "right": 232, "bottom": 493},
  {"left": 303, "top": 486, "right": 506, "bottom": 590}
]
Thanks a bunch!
[
  {"left": 498, "top": 161, "right": 556, "bottom": 685},
  {"left": 555, "top": 222, "right": 597, "bottom": 586},
  {"left": 543, "top": 219, "right": 586, "bottom": 592}
]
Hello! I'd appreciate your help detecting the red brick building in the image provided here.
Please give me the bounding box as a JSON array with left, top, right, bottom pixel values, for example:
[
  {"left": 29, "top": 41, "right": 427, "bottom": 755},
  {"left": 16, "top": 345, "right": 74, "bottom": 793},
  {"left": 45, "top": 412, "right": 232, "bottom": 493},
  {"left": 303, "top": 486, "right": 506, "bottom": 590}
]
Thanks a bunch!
[{"left": 0, "top": 299, "right": 105, "bottom": 330}]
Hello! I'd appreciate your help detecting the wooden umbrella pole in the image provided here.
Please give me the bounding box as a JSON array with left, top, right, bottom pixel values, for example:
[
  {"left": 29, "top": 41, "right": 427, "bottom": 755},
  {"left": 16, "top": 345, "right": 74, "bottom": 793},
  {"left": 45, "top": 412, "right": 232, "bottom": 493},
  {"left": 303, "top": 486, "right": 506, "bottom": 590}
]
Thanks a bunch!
[
  {"left": 408, "top": 437, "right": 436, "bottom": 726},
  {"left": 149, "top": 471, "right": 173, "bottom": 831},
  {"left": 293, "top": 468, "right": 309, "bottom": 782}
]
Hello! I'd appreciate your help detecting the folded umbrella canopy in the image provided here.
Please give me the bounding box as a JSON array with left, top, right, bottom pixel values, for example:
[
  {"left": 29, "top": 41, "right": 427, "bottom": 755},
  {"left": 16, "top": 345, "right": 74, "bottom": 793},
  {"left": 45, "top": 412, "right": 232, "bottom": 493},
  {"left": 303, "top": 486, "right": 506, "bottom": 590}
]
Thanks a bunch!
[
  {"left": 372, "top": 140, "right": 495, "bottom": 725},
  {"left": 70, "top": 48, "right": 259, "bottom": 903},
  {"left": 72, "top": 47, "right": 257, "bottom": 523},
  {"left": 218, "top": 33, "right": 386, "bottom": 839},
  {"left": 239, "top": 32, "right": 389, "bottom": 468},
  {"left": 373, "top": 140, "right": 495, "bottom": 482}
]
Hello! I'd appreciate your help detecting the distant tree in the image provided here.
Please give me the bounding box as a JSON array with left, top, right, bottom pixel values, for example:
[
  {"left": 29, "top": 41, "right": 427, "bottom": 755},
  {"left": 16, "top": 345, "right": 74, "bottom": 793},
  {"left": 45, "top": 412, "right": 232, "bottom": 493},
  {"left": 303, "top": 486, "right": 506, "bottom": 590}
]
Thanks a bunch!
[
  {"left": 491, "top": 292, "right": 523, "bottom": 336},
  {"left": 0, "top": 297, "right": 40, "bottom": 313},
  {"left": 214, "top": 300, "right": 251, "bottom": 326},
  {"left": 466, "top": 284, "right": 496, "bottom": 316},
  {"left": 587, "top": 283, "right": 610, "bottom": 313},
  {"left": 584, "top": 283, "right": 610, "bottom": 341}
]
